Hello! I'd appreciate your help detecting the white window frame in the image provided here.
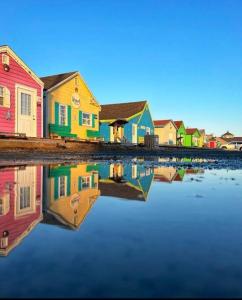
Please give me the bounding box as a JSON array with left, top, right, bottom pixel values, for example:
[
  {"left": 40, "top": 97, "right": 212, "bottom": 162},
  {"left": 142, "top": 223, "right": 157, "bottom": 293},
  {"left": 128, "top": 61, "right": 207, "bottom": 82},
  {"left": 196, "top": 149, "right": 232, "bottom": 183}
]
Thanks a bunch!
[
  {"left": 82, "top": 112, "right": 92, "bottom": 127},
  {"left": 19, "top": 186, "right": 31, "bottom": 210},
  {"left": 59, "top": 104, "right": 68, "bottom": 126},
  {"left": 58, "top": 176, "right": 67, "bottom": 198},
  {"left": 0, "top": 86, "right": 4, "bottom": 106},
  {"left": 2, "top": 54, "right": 9, "bottom": 65},
  {"left": 20, "top": 92, "right": 32, "bottom": 116},
  {"left": 146, "top": 127, "right": 151, "bottom": 135},
  {"left": 81, "top": 176, "right": 91, "bottom": 189}
]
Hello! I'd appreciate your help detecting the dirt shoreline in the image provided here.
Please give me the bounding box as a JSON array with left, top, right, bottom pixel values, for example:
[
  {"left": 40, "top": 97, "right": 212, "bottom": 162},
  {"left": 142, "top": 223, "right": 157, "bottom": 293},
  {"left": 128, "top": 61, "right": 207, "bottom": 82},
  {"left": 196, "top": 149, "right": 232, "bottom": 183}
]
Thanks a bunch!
[{"left": 0, "top": 147, "right": 242, "bottom": 167}]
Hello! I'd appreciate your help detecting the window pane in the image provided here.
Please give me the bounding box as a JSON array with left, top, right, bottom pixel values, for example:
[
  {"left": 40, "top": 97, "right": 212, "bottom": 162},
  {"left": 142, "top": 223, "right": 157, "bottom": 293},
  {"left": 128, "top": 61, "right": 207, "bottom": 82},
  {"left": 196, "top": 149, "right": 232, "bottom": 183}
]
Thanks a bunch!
[
  {"left": 20, "top": 187, "right": 31, "bottom": 209},
  {"left": 59, "top": 105, "right": 67, "bottom": 126},
  {"left": 59, "top": 176, "right": 66, "bottom": 197},
  {"left": 21, "top": 93, "right": 31, "bottom": 116}
]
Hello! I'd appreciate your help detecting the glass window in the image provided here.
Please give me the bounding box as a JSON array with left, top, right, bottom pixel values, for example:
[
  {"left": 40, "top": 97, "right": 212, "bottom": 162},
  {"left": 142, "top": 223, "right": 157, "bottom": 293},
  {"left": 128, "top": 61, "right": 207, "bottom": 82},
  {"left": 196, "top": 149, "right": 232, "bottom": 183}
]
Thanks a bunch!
[
  {"left": 0, "top": 86, "right": 4, "bottom": 106},
  {"left": 82, "top": 113, "right": 91, "bottom": 126},
  {"left": 20, "top": 187, "right": 31, "bottom": 209},
  {"left": 0, "top": 199, "right": 3, "bottom": 215},
  {"left": 59, "top": 176, "right": 67, "bottom": 197},
  {"left": 21, "top": 93, "right": 31, "bottom": 116},
  {"left": 59, "top": 105, "right": 67, "bottom": 126},
  {"left": 82, "top": 176, "right": 91, "bottom": 189}
]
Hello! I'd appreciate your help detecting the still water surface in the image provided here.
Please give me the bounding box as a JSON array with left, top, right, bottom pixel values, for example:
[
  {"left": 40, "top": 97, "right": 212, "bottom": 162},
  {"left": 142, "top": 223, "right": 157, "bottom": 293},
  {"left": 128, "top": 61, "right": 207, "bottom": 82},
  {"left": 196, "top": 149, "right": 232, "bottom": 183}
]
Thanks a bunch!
[{"left": 0, "top": 158, "right": 242, "bottom": 298}]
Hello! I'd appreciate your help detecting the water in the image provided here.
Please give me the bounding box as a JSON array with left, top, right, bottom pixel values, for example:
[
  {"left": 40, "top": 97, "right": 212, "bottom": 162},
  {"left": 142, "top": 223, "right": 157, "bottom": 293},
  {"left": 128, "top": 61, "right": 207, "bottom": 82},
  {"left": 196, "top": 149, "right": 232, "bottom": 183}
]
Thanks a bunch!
[{"left": 0, "top": 158, "right": 242, "bottom": 298}]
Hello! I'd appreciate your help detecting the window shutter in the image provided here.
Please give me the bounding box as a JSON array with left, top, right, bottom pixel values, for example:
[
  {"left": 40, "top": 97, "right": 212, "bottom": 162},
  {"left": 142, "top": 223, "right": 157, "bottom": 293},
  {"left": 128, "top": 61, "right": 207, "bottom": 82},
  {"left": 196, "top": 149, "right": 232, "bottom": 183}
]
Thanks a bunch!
[
  {"left": 68, "top": 106, "right": 71, "bottom": 127},
  {"left": 91, "top": 174, "right": 95, "bottom": 188},
  {"left": 67, "top": 175, "right": 71, "bottom": 196},
  {"left": 79, "top": 111, "right": 83, "bottom": 125},
  {"left": 55, "top": 102, "right": 59, "bottom": 125},
  {"left": 78, "top": 177, "right": 82, "bottom": 191},
  {"left": 54, "top": 177, "right": 59, "bottom": 200},
  {"left": 92, "top": 114, "right": 95, "bottom": 128},
  {"left": 4, "top": 87, "right": 10, "bottom": 108}
]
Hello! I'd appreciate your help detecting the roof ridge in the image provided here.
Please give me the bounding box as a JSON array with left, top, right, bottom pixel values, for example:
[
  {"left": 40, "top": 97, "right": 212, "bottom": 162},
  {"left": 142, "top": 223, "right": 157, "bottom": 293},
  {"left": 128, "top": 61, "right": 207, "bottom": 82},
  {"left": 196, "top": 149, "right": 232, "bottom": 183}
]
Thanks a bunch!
[{"left": 40, "top": 71, "right": 77, "bottom": 79}]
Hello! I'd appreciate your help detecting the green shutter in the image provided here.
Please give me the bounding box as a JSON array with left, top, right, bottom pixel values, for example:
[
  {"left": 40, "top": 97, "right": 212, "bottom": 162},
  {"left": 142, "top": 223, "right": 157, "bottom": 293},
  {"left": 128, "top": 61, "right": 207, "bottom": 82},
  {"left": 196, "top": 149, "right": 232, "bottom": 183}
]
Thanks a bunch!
[
  {"left": 91, "top": 174, "right": 95, "bottom": 188},
  {"left": 54, "top": 177, "right": 59, "bottom": 200},
  {"left": 67, "top": 175, "right": 71, "bottom": 196},
  {"left": 68, "top": 106, "right": 71, "bottom": 128},
  {"left": 78, "top": 177, "right": 82, "bottom": 191},
  {"left": 79, "top": 111, "right": 83, "bottom": 125},
  {"left": 55, "top": 102, "right": 59, "bottom": 125},
  {"left": 92, "top": 114, "right": 95, "bottom": 128}
]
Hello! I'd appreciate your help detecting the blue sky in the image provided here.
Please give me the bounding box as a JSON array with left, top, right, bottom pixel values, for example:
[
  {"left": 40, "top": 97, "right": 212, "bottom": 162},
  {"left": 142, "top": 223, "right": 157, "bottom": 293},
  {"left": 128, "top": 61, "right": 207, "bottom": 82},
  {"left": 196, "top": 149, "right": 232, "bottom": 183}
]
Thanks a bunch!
[{"left": 1, "top": 0, "right": 242, "bottom": 136}]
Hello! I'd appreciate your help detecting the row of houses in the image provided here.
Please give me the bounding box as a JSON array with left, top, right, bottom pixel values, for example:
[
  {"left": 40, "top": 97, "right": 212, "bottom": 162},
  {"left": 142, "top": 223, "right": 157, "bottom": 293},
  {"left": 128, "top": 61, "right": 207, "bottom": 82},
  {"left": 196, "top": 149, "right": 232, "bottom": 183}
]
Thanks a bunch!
[
  {"left": 0, "top": 162, "right": 204, "bottom": 256},
  {"left": 0, "top": 45, "right": 232, "bottom": 147}
]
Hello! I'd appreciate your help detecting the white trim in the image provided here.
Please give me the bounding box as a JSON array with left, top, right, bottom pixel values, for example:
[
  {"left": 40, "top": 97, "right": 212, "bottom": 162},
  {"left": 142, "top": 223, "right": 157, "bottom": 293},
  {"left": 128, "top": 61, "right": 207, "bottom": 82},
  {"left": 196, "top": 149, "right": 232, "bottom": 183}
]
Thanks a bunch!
[
  {"left": 82, "top": 112, "right": 92, "bottom": 127},
  {"left": 45, "top": 72, "right": 101, "bottom": 110},
  {"left": 15, "top": 84, "right": 37, "bottom": 136},
  {"left": 59, "top": 104, "right": 68, "bottom": 126},
  {"left": 0, "top": 46, "right": 44, "bottom": 86}
]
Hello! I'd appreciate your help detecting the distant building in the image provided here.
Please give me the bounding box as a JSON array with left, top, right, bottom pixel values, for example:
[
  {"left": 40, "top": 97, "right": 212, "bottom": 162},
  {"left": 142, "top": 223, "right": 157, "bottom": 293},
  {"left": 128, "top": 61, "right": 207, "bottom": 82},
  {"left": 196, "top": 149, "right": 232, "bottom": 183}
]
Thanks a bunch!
[
  {"left": 185, "top": 128, "right": 201, "bottom": 147},
  {"left": 174, "top": 121, "right": 187, "bottom": 146},
  {"left": 100, "top": 100, "right": 154, "bottom": 144},
  {"left": 154, "top": 120, "right": 177, "bottom": 145},
  {"left": 221, "top": 131, "right": 234, "bottom": 139}
]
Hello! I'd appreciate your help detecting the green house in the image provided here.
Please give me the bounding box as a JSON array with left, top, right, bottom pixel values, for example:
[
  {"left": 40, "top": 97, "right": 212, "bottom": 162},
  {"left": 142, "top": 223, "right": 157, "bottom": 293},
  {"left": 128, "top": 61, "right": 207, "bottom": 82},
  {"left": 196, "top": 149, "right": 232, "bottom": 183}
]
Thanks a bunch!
[
  {"left": 174, "top": 121, "right": 187, "bottom": 146},
  {"left": 185, "top": 128, "right": 201, "bottom": 147}
]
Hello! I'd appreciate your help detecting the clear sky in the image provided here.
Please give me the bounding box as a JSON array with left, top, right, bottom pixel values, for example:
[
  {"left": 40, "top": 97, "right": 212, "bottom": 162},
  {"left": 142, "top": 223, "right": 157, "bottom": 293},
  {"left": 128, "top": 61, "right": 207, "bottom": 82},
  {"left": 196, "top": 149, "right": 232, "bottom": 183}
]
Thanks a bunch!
[{"left": 1, "top": 0, "right": 242, "bottom": 136}]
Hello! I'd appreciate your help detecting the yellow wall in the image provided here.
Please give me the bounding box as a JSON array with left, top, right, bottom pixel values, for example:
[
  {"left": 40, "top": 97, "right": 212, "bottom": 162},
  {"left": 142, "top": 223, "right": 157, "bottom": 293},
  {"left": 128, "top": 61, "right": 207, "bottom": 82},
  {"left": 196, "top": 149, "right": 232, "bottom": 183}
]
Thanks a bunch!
[
  {"left": 48, "top": 73, "right": 101, "bottom": 139},
  {"left": 48, "top": 164, "right": 100, "bottom": 229},
  {"left": 198, "top": 133, "right": 205, "bottom": 147},
  {"left": 154, "top": 122, "right": 177, "bottom": 145}
]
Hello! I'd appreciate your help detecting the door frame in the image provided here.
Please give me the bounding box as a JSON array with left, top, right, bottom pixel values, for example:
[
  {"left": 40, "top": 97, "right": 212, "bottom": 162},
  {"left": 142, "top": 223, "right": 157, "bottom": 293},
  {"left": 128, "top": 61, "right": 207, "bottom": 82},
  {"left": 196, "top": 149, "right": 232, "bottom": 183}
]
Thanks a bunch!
[{"left": 15, "top": 84, "right": 37, "bottom": 137}]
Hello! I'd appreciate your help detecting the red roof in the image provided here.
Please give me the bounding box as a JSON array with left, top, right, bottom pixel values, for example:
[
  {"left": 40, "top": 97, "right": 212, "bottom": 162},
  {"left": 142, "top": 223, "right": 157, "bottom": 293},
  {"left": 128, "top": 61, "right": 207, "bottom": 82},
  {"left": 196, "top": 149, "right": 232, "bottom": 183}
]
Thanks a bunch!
[
  {"left": 154, "top": 120, "right": 172, "bottom": 127},
  {"left": 174, "top": 121, "right": 183, "bottom": 129},
  {"left": 186, "top": 128, "right": 199, "bottom": 135}
]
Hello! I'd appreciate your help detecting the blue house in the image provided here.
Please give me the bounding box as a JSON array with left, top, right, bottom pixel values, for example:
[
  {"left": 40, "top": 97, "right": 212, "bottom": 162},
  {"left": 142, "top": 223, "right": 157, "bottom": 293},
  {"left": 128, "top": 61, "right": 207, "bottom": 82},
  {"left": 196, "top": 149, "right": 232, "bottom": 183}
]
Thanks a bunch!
[
  {"left": 99, "top": 100, "right": 154, "bottom": 144},
  {"left": 99, "top": 162, "right": 154, "bottom": 201}
]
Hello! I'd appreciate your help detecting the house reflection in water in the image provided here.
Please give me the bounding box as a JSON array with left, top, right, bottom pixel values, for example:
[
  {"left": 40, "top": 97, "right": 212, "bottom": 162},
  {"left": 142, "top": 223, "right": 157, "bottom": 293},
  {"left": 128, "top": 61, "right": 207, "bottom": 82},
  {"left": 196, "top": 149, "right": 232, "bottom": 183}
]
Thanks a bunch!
[
  {"left": 0, "top": 166, "right": 43, "bottom": 256},
  {"left": 42, "top": 163, "right": 100, "bottom": 230},
  {"left": 154, "top": 167, "right": 186, "bottom": 183},
  {"left": 99, "top": 162, "right": 154, "bottom": 201}
]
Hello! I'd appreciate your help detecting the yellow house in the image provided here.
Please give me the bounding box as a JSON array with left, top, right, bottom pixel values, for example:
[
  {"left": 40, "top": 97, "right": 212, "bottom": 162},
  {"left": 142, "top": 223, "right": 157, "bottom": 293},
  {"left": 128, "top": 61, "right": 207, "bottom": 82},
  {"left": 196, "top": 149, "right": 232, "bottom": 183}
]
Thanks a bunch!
[
  {"left": 41, "top": 71, "right": 101, "bottom": 140},
  {"left": 43, "top": 163, "right": 100, "bottom": 230},
  {"left": 154, "top": 119, "right": 177, "bottom": 145},
  {"left": 198, "top": 129, "right": 206, "bottom": 147}
]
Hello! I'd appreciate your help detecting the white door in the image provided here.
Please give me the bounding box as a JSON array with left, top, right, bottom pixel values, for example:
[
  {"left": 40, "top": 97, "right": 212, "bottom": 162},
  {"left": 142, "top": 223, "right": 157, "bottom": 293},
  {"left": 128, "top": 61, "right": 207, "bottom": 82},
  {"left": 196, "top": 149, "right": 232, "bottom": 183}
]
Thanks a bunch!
[
  {"left": 15, "top": 166, "right": 36, "bottom": 217},
  {"left": 132, "top": 124, "right": 137, "bottom": 144},
  {"left": 16, "top": 85, "right": 37, "bottom": 137},
  {"left": 110, "top": 126, "right": 114, "bottom": 142}
]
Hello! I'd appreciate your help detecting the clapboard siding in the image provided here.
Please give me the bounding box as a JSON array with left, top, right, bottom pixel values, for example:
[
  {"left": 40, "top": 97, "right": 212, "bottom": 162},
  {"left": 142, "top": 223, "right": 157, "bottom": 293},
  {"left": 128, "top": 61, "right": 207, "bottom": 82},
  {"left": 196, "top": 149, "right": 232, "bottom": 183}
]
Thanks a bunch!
[{"left": 0, "top": 50, "right": 43, "bottom": 137}]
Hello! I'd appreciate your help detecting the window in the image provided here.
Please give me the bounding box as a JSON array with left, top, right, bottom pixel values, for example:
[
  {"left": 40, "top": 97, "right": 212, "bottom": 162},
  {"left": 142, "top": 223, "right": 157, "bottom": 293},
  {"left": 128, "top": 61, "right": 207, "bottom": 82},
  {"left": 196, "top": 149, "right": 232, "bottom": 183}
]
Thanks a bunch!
[
  {"left": 59, "top": 176, "right": 67, "bottom": 197},
  {"left": 2, "top": 54, "right": 9, "bottom": 65},
  {"left": 82, "top": 176, "right": 91, "bottom": 189},
  {"left": 0, "top": 199, "right": 3, "bottom": 215},
  {"left": 20, "top": 187, "right": 31, "bottom": 209},
  {"left": 0, "top": 86, "right": 4, "bottom": 106},
  {"left": 21, "top": 93, "right": 31, "bottom": 115},
  {"left": 146, "top": 127, "right": 150, "bottom": 135},
  {"left": 82, "top": 113, "right": 91, "bottom": 126},
  {"left": 59, "top": 104, "right": 67, "bottom": 126}
]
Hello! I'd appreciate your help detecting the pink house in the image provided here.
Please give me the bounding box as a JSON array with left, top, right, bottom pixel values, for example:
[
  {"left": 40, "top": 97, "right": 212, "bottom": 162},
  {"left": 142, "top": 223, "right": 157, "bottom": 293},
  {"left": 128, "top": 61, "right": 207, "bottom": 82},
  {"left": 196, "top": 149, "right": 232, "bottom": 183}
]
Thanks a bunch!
[
  {"left": 0, "top": 45, "right": 43, "bottom": 137},
  {"left": 0, "top": 166, "right": 43, "bottom": 256}
]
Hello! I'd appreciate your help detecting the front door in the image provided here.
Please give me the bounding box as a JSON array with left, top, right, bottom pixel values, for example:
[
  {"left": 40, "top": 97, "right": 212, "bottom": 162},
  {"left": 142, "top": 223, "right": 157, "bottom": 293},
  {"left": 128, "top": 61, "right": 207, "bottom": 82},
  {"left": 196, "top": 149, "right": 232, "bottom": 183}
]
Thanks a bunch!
[
  {"left": 15, "top": 166, "right": 36, "bottom": 217},
  {"left": 132, "top": 124, "right": 137, "bottom": 144},
  {"left": 16, "top": 85, "right": 37, "bottom": 137}
]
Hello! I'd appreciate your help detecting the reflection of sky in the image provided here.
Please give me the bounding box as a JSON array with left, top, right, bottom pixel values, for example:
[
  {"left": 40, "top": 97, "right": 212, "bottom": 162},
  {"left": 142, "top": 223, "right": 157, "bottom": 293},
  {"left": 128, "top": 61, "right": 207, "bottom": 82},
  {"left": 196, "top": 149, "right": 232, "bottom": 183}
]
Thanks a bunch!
[{"left": 0, "top": 167, "right": 242, "bottom": 297}]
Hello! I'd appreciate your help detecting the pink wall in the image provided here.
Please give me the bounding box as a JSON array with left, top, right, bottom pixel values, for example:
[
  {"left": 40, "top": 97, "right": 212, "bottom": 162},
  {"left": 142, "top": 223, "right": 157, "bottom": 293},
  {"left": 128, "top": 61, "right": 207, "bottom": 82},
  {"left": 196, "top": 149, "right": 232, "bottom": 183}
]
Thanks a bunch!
[
  {"left": 0, "top": 51, "right": 43, "bottom": 137},
  {"left": 0, "top": 166, "right": 42, "bottom": 255}
]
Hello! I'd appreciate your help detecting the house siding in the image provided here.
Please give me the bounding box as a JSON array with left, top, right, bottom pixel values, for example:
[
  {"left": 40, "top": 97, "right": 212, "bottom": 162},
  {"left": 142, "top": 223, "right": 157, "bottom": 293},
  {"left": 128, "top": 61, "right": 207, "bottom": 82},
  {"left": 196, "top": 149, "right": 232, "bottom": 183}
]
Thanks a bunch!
[
  {"left": 45, "top": 74, "right": 100, "bottom": 140},
  {"left": 0, "top": 51, "right": 43, "bottom": 137}
]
